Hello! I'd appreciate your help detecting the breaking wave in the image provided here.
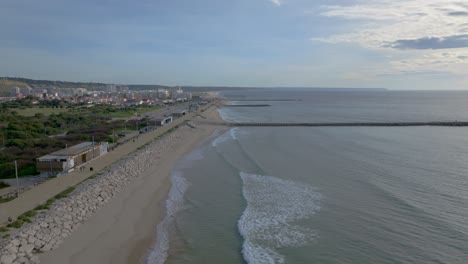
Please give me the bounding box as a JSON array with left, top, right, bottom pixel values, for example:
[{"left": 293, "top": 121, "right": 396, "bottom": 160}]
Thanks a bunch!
[
  {"left": 238, "top": 172, "right": 322, "bottom": 264},
  {"left": 146, "top": 172, "right": 189, "bottom": 264}
]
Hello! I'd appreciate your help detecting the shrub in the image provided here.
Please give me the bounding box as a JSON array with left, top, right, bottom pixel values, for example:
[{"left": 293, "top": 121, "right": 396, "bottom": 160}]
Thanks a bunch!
[
  {"left": 54, "top": 187, "right": 75, "bottom": 199},
  {"left": 19, "top": 210, "right": 37, "bottom": 219},
  {"left": 0, "top": 181, "right": 10, "bottom": 189},
  {"left": 7, "top": 220, "right": 24, "bottom": 228},
  {"left": 0, "top": 196, "right": 15, "bottom": 203}
]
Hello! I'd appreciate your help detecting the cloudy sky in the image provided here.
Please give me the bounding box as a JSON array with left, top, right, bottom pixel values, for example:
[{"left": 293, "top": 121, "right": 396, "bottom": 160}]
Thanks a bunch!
[{"left": 1, "top": 0, "right": 468, "bottom": 89}]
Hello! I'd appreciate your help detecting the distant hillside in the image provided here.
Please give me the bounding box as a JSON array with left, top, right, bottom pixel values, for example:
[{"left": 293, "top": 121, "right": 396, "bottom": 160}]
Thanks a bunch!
[
  {"left": 0, "top": 77, "right": 388, "bottom": 96},
  {"left": 127, "top": 85, "right": 246, "bottom": 92},
  {"left": 127, "top": 84, "right": 172, "bottom": 91},
  {"left": 0, "top": 77, "right": 109, "bottom": 96},
  {"left": 0, "top": 78, "right": 29, "bottom": 96}
]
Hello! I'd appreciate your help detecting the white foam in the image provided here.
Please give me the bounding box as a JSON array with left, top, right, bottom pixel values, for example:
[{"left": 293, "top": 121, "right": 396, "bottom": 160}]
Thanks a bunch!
[
  {"left": 238, "top": 172, "right": 322, "bottom": 264},
  {"left": 146, "top": 172, "right": 189, "bottom": 264},
  {"left": 230, "top": 127, "right": 239, "bottom": 140},
  {"left": 217, "top": 107, "right": 243, "bottom": 122},
  {"left": 211, "top": 128, "right": 240, "bottom": 147}
]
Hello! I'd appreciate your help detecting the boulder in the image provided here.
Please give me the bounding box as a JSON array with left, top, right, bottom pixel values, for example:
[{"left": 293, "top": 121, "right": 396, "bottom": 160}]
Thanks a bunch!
[
  {"left": 51, "top": 228, "right": 61, "bottom": 236},
  {"left": 25, "top": 229, "right": 36, "bottom": 237},
  {"left": 30, "top": 256, "right": 39, "bottom": 264},
  {"left": 16, "top": 257, "right": 28, "bottom": 264},
  {"left": 19, "top": 244, "right": 34, "bottom": 254},
  {"left": 34, "top": 240, "right": 44, "bottom": 249},
  {"left": 27, "top": 236, "right": 36, "bottom": 244},
  {"left": 7, "top": 245, "right": 18, "bottom": 254},
  {"left": 42, "top": 234, "right": 51, "bottom": 242},
  {"left": 0, "top": 254, "right": 16, "bottom": 264}
]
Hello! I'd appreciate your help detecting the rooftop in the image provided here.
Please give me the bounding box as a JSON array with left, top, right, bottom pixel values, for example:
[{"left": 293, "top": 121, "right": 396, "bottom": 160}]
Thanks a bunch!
[{"left": 38, "top": 142, "right": 107, "bottom": 160}]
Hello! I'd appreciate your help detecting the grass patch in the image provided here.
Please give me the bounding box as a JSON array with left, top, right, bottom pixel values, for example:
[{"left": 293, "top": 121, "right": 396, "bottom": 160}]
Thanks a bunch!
[
  {"left": 13, "top": 210, "right": 38, "bottom": 225},
  {"left": 0, "top": 196, "right": 15, "bottom": 204},
  {"left": 54, "top": 186, "right": 75, "bottom": 199},
  {"left": 7, "top": 220, "right": 24, "bottom": 228},
  {"left": 0, "top": 181, "right": 10, "bottom": 189},
  {"left": 34, "top": 197, "right": 57, "bottom": 211},
  {"left": 16, "top": 107, "right": 67, "bottom": 117},
  {"left": 2, "top": 233, "right": 10, "bottom": 238},
  {"left": 95, "top": 105, "right": 162, "bottom": 118},
  {"left": 18, "top": 210, "right": 37, "bottom": 219},
  {"left": 0, "top": 226, "right": 8, "bottom": 233},
  {"left": 34, "top": 204, "right": 48, "bottom": 210}
]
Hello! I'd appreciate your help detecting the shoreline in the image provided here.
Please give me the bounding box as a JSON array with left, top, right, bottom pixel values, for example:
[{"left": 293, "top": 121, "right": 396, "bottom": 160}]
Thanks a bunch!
[{"left": 38, "top": 104, "right": 224, "bottom": 264}]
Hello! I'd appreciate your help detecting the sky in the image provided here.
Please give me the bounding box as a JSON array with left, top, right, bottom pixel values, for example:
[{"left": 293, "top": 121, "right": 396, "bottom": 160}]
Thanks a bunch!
[{"left": 1, "top": 0, "right": 468, "bottom": 90}]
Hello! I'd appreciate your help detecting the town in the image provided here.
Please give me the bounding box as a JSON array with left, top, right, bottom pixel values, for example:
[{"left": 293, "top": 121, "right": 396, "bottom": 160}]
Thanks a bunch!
[
  {"left": 7, "top": 84, "right": 193, "bottom": 105},
  {"left": 0, "top": 80, "right": 214, "bottom": 203}
]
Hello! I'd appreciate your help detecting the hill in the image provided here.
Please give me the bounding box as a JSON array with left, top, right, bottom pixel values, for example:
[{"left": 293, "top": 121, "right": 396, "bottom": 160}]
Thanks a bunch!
[{"left": 0, "top": 77, "right": 110, "bottom": 96}]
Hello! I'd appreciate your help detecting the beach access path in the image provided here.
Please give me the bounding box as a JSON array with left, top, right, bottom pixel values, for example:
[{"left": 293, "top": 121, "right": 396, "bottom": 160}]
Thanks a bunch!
[{"left": 0, "top": 100, "right": 219, "bottom": 225}]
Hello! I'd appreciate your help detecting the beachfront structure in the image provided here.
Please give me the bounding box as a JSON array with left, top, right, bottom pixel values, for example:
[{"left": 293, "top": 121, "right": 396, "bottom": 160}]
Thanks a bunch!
[
  {"left": 172, "top": 110, "right": 187, "bottom": 118},
  {"left": 150, "top": 116, "right": 173, "bottom": 126},
  {"left": 36, "top": 142, "right": 108, "bottom": 175}
]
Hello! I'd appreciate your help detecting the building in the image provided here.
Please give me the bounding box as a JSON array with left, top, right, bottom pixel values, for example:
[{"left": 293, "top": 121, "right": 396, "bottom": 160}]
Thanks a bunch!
[
  {"left": 172, "top": 110, "right": 187, "bottom": 118},
  {"left": 157, "top": 89, "right": 170, "bottom": 99},
  {"left": 36, "top": 142, "right": 108, "bottom": 175},
  {"left": 150, "top": 116, "right": 173, "bottom": 126},
  {"left": 106, "top": 84, "right": 117, "bottom": 92},
  {"left": 189, "top": 104, "right": 199, "bottom": 112}
]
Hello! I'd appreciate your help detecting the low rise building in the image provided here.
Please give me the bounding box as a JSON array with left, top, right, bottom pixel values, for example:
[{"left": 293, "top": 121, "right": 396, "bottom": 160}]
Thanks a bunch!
[
  {"left": 150, "top": 116, "right": 173, "bottom": 126},
  {"left": 172, "top": 110, "right": 187, "bottom": 118},
  {"left": 36, "top": 142, "right": 108, "bottom": 175}
]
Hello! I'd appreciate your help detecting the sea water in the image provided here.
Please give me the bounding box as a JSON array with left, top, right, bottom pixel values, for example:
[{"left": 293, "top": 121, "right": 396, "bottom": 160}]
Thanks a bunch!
[{"left": 148, "top": 90, "right": 468, "bottom": 264}]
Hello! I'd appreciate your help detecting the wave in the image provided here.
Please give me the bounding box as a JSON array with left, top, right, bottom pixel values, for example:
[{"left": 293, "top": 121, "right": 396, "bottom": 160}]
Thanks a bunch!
[
  {"left": 217, "top": 108, "right": 239, "bottom": 122},
  {"left": 146, "top": 172, "right": 189, "bottom": 264},
  {"left": 238, "top": 172, "right": 322, "bottom": 264},
  {"left": 211, "top": 127, "right": 240, "bottom": 147}
]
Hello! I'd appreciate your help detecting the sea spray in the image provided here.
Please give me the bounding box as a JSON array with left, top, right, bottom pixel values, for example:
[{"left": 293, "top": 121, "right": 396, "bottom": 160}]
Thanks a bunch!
[{"left": 238, "top": 172, "right": 322, "bottom": 264}]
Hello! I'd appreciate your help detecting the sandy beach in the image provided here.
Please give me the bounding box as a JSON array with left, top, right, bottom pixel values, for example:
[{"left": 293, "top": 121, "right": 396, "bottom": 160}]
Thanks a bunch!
[{"left": 39, "top": 105, "right": 223, "bottom": 264}]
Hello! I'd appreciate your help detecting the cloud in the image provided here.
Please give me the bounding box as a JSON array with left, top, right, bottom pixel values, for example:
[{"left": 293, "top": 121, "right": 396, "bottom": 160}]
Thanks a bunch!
[
  {"left": 317, "top": 0, "right": 468, "bottom": 49},
  {"left": 388, "top": 35, "right": 468, "bottom": 50},
  {"left": 269, "top": 0, "right": 282, "bottom": 6},
  {"left": 448, "top": 11, "right": 468, "bottom": 16},
  {"left": 315, "top": 0, "right": 468, "bottom": 76}
]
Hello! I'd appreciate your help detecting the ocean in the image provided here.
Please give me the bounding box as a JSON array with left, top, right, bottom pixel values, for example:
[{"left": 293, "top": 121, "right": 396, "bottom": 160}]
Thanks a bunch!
[{"left": 148, "top": 90, "right": 468, "bottom": 264}]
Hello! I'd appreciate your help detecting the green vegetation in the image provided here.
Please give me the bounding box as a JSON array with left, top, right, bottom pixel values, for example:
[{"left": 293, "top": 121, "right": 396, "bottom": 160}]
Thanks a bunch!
[
  {"left": 0, "top": 196, "right": 15, "bottom": 203},
  {"left": 0, "top": 98, "right": 140, "bottom": 179},
  {"left": 20, "top": 210, "right": 37, "bottom": 218},
  {"left": 34, "top": 197, "right": 56, "bottom": 210},
  {"left": 91, "top": 104, "right": 162, "bottom": 118},
  {"left": 16, "top": 107, "right": 68, "bottom": 117},
  {"left": 7, "top": 220, "right": 24, "bottom": 228},
  {"left": 0, "top": 181, "right": 9, "bottom": 189},
  {"left": 2, "top": 233, "right": 10, "bottom": 238},
  {"left": 54, "top": 186, "right": 75, "bottom": 199},
  {"left": 14, "top": 210, "right": 37, "bottom": 224},
  {"left": 0, "top": 226, "right": 8, "bottom": 233}
]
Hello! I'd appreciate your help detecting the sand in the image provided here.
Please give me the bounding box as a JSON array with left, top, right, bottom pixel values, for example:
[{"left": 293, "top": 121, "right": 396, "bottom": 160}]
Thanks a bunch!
[{"left": 39, "top": 105, "right": 223, "bottom": 264}]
